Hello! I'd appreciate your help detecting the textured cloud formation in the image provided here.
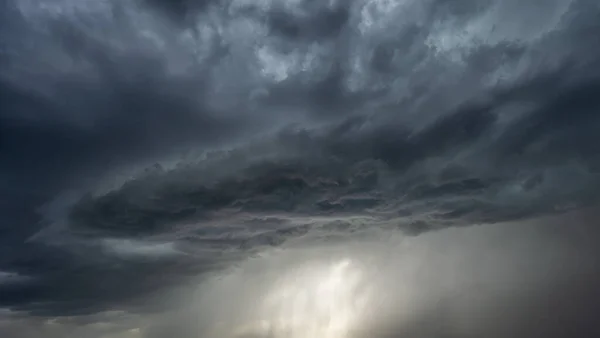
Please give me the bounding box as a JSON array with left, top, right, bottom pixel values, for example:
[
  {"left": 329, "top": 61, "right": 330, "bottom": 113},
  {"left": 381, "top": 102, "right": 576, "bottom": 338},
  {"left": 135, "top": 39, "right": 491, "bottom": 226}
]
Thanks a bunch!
[{"left": 1, "top": 0, "right": 600, "bottom": 337}]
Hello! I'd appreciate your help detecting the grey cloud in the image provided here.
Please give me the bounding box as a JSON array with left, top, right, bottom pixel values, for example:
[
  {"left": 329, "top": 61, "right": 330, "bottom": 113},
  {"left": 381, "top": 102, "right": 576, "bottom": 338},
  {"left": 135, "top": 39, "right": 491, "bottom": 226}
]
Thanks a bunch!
[
  {"left": 7, "top": 70, "right": 600, "bottom": 315},
  {"left": 1, "top": 0, "right": 600, "bottom": 333}
]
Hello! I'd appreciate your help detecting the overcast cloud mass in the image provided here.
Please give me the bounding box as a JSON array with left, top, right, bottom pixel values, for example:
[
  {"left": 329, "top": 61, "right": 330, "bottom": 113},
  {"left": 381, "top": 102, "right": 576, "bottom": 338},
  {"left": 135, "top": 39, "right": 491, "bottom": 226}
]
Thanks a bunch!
[{"left": 1, "top": 0, "right": 600, "bottom": 337}]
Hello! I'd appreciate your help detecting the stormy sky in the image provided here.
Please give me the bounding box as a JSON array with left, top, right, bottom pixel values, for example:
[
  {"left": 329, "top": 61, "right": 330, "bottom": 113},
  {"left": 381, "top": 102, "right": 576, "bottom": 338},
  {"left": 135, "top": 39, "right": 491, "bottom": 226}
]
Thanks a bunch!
[{"left": 1, "top": 0, "right": 600, "bottom": 337}]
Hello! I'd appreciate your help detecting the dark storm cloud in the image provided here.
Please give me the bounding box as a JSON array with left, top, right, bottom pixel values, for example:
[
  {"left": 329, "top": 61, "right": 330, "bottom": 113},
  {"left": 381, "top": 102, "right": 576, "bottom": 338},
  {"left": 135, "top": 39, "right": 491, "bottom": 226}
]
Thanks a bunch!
[
  {"left": 0, "top": 0, "right": 600, "bottom": 333},
  {"left": 494, "top": 75, "right": 600, "bottom": 163},
  {"left": 60, "top": 67, "right": 600, "bottom": 239},
  {"left": 0, "top": 30, "right": 248, "bottom": 189},
  {"left": 265, "top": 2, "right": 350, "bottom": 41},
  {"left": 144, "top": 0, "right": 216, "bottom": 22}
]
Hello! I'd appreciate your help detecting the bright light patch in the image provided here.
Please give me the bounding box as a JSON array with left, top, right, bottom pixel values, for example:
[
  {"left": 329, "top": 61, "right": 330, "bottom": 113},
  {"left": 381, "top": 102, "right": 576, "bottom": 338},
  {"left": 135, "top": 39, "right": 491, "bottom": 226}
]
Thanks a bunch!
[{"left": 233, "top": 259, "right": 370, "bottom": 338}]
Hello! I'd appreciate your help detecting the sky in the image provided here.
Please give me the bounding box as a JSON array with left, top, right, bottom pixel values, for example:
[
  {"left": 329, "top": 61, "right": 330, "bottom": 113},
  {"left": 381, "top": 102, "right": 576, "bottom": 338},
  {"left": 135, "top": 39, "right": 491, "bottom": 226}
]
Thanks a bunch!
[{"left": 1, "top": 0, "right": 600, "bottom": 337}]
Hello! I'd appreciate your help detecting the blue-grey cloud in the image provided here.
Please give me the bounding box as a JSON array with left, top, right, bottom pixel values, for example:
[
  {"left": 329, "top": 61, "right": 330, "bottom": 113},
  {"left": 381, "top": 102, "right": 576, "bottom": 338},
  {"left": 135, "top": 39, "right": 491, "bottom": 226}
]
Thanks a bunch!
[{"left": 1, "top": 0, "right": 600, "bottom": 336}]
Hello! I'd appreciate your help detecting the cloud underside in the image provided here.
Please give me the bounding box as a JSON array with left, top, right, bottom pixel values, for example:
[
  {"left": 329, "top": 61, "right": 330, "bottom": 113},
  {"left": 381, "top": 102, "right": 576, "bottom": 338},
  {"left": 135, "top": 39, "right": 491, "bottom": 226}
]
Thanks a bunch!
[
  {"left": 0, "top": 0, "right": 600, "bottom": 328},
  {"left": 69, "top": 74, "right": 600, "bottom": 238}
]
